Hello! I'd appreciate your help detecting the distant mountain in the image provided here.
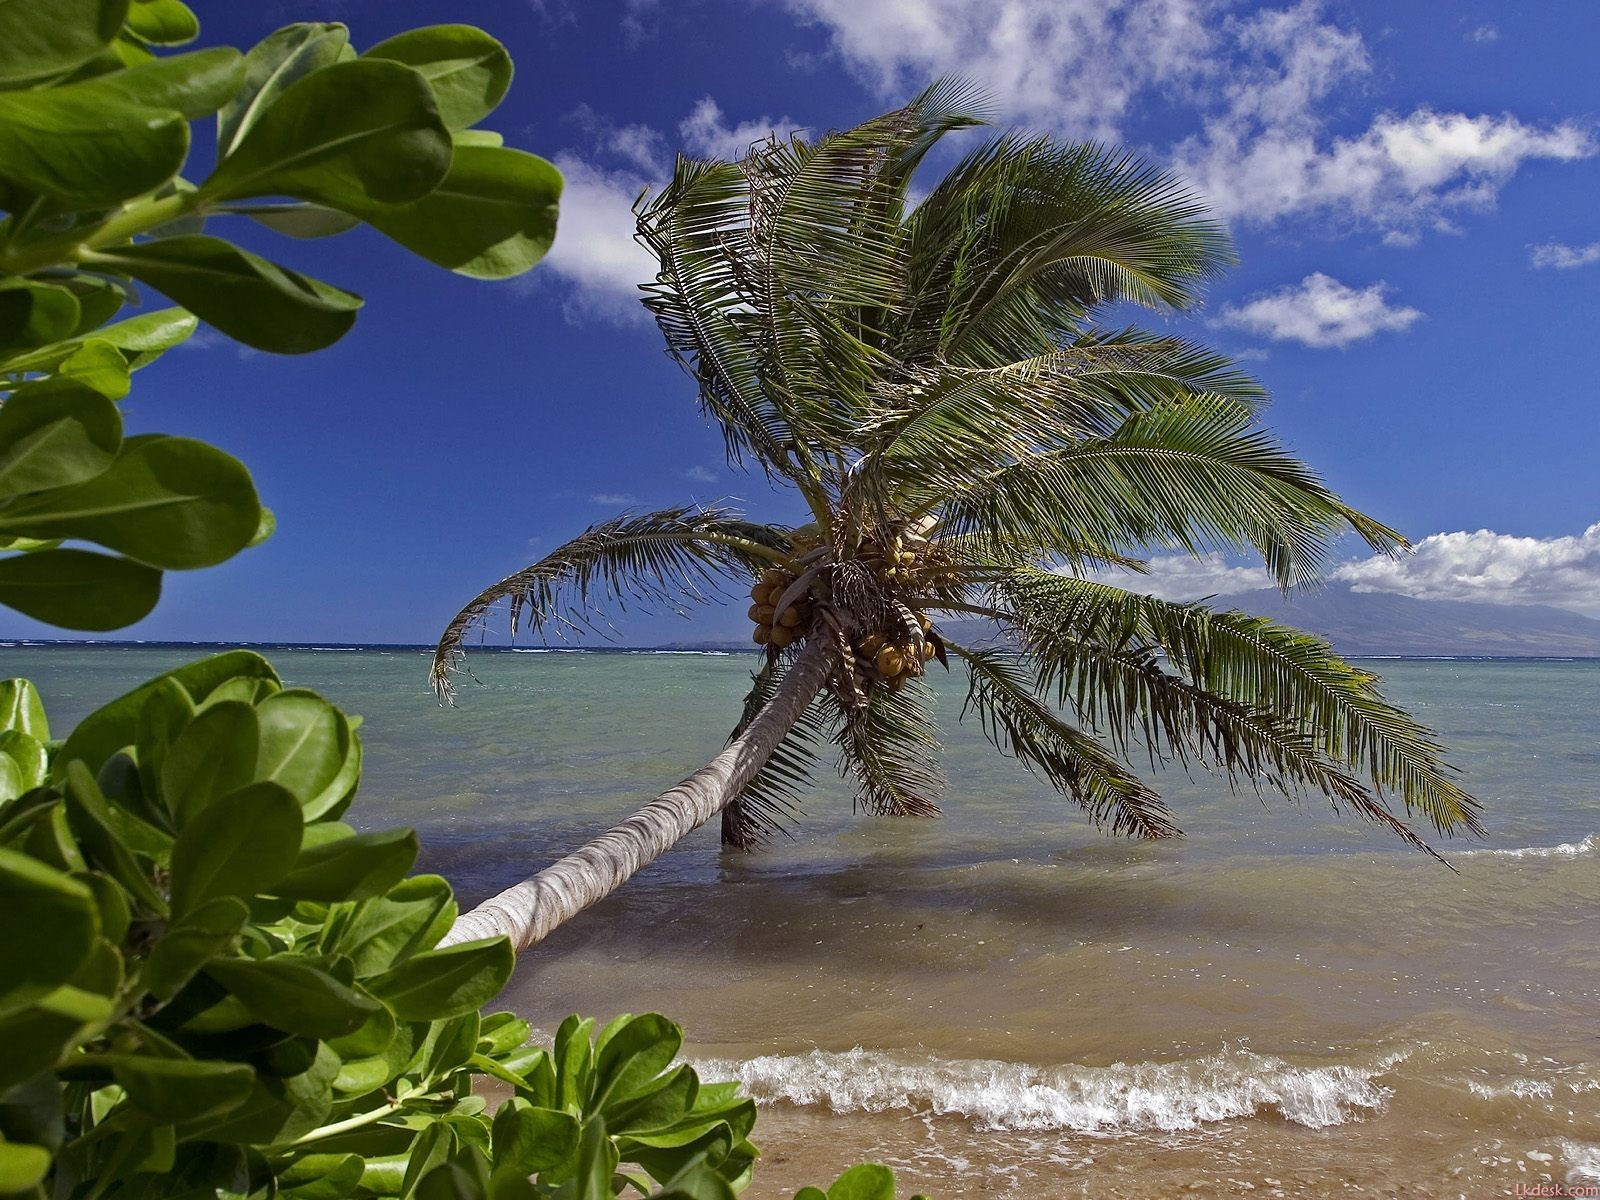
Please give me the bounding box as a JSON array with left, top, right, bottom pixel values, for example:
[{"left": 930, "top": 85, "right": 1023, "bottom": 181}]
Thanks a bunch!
[
  {"left": 665, "top": 584, "right": 1600, "bottom": 658},
  {"left": 1216, "top": 583, "right": 1600, "bottom": 657}
]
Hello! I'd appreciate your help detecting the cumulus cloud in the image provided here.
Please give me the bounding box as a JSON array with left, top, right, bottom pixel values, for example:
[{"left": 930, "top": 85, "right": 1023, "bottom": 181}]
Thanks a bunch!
[
  {"left": 1467, "top": 24, "right": 1499, "bottom": 43},
  {"left": 1177, "top": 109, "right": 1591, "bottom": 236},
  {"left": 679, "top": 97, "right": 801, "bottom": 160},
  {"left": 1084, "top": 553, "right": 1276, "bottom": 601},
  {"left": 1217, "top": 273, "right": 1422, "bottom": 348},
  {"left": 1332, "top": 524, "right": 1600, "bottom": 616},
  {"left": 1530, "top": 240, "right": 1600, "bottom": 269},
  {"left": 780, "top": 0, "right": 1211, "bottom": 141},
  {"left": 536, "top": 156, "right": 657, "bottom": 321},
  {"left": 590, "top": 492, "right": 638, "bottom": 506},
  {"left": 683, "top": 465, "right": 718, "bottom": 483},
  {"left": 781, "top": 0, "right": 1592, "bottom": 240}
]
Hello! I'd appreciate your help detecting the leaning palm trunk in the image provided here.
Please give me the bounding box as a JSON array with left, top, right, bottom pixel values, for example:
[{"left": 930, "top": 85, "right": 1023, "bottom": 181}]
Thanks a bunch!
[{"left": 442, "top": 636, "right": 835, "bottom": 950}]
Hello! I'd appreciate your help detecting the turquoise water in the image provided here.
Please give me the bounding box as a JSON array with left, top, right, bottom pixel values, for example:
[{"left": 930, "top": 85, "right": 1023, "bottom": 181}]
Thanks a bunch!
[{"left": 7, "top": 645, "right": 1600, "bottom": 1195}]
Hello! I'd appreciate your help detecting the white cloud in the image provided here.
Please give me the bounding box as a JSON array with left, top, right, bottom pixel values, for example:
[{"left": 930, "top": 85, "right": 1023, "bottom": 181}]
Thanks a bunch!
[
  {"left": 1087, "top": 553, "right": 1276, "bottom": 601},
  {"left": 1218, "top": 273, "right": 1422, "bottom": 348},
  {"left": 1466, "top": 23, "right": 1499, "bottom": 43},
  {"left": 1333, "top": 525, "right": 1600, "bottom": 616},
  {"left": 537, "top": 156, "right": 657, "bottom": 321},
  {"left": 591, "top": 492, "right": 637, "bottom": 506},
  {"left": 781, "top": 0, "right": 1213, "bottom": 141},
  {"left": 1178, "top": 108, "right": 1593, "bottom": 235},
  {"left": 679, "top": 97, "right": 801, "bottom": 160},
  {"left": 683, "top": 465, "right": 718, "bottom": 483},
  {"left": 1530, "top": 240, "right": 1600, "bottom": 270},
  {"left": 781, "top": 0, "right": 1593, "bottom": 240}
]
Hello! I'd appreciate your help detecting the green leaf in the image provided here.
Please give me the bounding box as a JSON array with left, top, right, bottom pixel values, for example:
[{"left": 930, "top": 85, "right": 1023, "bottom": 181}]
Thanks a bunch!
[
  {"left": 271, "top": 825, "right": 418, "bottom": 901},
  {"left": 61, "top": 762, "right": 166, "bottom": 913},
  {"left": 91, "top": 236, "right": 362, "bottom": 354},
  {"left": 145, "top": 896, "right": 248, "bottom": 1000},
  {"left": 71, "top": 869, "right": 130, "bottom": 945},
  {"left": 594, "top": 1013, "right": 681, "bottom": 1108},
  {"left": 490, "top": 1099, "right": 578, "bottom": 1178},
  {"left": 55, "top": 338, "right": 132, "bottom": 398},
  {"left": 56, "top": 652, "right": 276, "bottom": 780},
  {"left": 202, "top": 59, "right": 451, "bottom": 216},
  {"left": 0, "top": 433, "right": 261, "bottom": 569},
  {"left": 0, "top": 376, "right": 123, "bottom": 499},
  {"left": 0, "top": 729, "right": 49, "bottom": 794},
  {"left": 825, "top": 1165, "right": 896, "bottom": 1200},
  {"left": 168, "top": 781, "right": 303, "bottom": 915},
  {"left": 0, "top": 678, "right": 48, "bottom": 739},
  {"left": 280, "top": 1152, "right": 364, "bottom": 1199},
  {"left": 99, "top": 1053, "right": 255, "bottom": 1122},
  {"left": 0, "top": 372, "right": 124, "bottom": 489},
  {"left": 126, "top": 0, "right": 199, "bottom": 45},
  {"left": 92, "top": 306, "right": 198, "bottom": 364},
  {"left": 236, "top": 202, "right": 361, "bottom": 239},
  {"left": 0, "top": 0, "right": 127, "bottom": 86},
  {"left": 203, "top": 956, "right": 381, "bottom": 1039},
  {"left": 368, "top": 146, "right": 560, "bottom": 279},
  {"left": 367, "top": 937, "right": 513, "bottom": 1021},
  {"left": 0, "top": 1139, "right": 50, "bottom": 1193},
  {"left": 160, "top": 699, "right": 260, "bottom": 824},
  {"left": 362, "top": 25, "right": 512, "bottom": 132},
  {"left": 218, "top": 22, "right": 350, "bottom": 159},
  {"left": 398, "top": 1124, "right": 454, "bottom": 1200},
  {"left": 0, "top": 548, "right": 160, "bottom": 630},
  {"left": 0, "top": 84, "right": 186, "bottom": 207},
  {"left": 0, "top": 846, "right": 97, "bottom": 1017},
  {"left": 333, "top": 874, "right": 457, "bottom": 975},
  {"left": 79, "top": 46, "right": 244, "bottom": 119},
  {"left": 0, "top": 281, "right": 80, "bottom": 353},
  {"left": 254, "top": 689, "right": 359, "bottom": 819}
]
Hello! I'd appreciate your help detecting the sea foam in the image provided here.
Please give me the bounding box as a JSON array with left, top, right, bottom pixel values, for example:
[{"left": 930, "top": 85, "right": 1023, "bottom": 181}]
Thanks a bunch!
[
  {"left": 1456, "top": 833, "right": 1599, "bottom": 859},
  {"left": 693, "top": 1045, "right": 1397, "bottom": 1132}
]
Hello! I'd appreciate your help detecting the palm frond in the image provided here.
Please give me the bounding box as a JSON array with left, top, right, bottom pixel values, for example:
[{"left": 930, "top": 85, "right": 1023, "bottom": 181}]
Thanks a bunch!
[
  {"left": 997, "top": 570, "right": 1482, "bottom": 839},
  {"left": 933, "top": 394, "right": 1403, "bottom": 588},
  {"left": 894, "top": 137, "right": 1233, "bottom": 367},
  {"left": 953, "top": 643, "right": 1176, "bottom": 838},
  {"left": 837, "top": 679, "right": 945, "bottom": 817},
  {"left": 432, "top": 507, "right": 788, "bottom": 698},
  {"left": 721, "top": 660, "right": 834, "bottom": 849}
]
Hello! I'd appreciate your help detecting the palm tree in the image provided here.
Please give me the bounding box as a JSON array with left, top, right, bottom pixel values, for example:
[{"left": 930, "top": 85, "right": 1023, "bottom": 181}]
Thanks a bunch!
[{"left": 432, "top": 83, "right": 1479, "bottom": 952}]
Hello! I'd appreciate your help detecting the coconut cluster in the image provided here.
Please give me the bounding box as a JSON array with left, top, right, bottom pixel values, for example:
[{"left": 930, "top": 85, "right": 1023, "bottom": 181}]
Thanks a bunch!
[
  {"left": 851, "top": 612, "right": 935, "bottom": 690},
  {"left": 749, "top": 566, "right": 814, "bottom": 649},
  {"left": 861, "top": 531, "right": 920, "bottom": 585}
]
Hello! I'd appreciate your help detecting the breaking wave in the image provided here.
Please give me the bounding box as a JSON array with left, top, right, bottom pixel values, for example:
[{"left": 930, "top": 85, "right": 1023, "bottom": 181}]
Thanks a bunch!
[
  {"left": 1456, "top": 833, "right": 1599, "bottom": 859},
  {"left": 693, "top": 1045, "right": 1401, "bottom": 1132}
]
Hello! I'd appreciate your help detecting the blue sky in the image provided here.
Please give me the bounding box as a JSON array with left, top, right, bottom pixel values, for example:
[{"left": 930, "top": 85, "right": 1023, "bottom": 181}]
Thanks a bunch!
[{"left": 12, "top": 0, "right": 1600, "bottom": 644}]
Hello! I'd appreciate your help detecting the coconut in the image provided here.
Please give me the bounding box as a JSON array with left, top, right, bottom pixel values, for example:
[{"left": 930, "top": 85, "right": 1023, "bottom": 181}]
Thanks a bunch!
[
  {"left": 751, "top": 582, "right": 770, "bottom": 603},
  {"left": 876, "top": 646, "right": 904, "bottom": 676},
  {"left": 761, "top": 567, "right": 789, "bottom": 588},
  {"left": 888, "top": 673, "right": 908, "bottom": 691},
  {"left": 917, "top": 612, "right": 932, "bottom": 632},
  {"left": 753, "top": 626, "right": 771, "bottom": 645},
  {"left": 778, "top": 606, "right": 804, "bottom": 628},
  {"left": 755, "top": 604, "right": 776, "bottom": 623},
  {"left": 770, "top": 625, "right": 795, "bottom": 649},
  {"left": 898, "top": 551, "right": 916, "bottom": 566},
  {"left": 746, "top": 604, "right": 763, "bottom": 621},
  {"left": 921, "top": 640, "right": 936, "bottom": 661},
  {"left": 859, "top": 633, "right": 885, "bottom": 657}
]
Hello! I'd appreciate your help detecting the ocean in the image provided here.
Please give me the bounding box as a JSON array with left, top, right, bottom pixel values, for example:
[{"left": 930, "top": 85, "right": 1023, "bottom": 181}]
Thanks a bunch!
[{"left": 6, "top": 644, "right": 1599, "bottom": 1196}]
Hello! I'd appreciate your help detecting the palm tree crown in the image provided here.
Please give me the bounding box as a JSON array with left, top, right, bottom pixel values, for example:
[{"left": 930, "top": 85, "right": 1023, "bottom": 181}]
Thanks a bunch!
[{"left": 434, "top": 81, "right": 1478, "bottom": 904}]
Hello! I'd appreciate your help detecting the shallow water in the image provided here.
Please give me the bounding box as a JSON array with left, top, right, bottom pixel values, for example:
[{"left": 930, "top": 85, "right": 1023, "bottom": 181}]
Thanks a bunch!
[{"left": 7, "top": 645, "right": 1600, "bottom": 1196}]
